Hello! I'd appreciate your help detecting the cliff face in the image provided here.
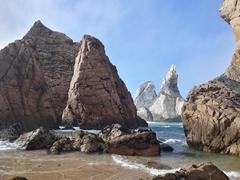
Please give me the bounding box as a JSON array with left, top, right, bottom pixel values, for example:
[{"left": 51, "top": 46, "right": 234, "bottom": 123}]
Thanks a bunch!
[
  {"left": 221, "top": 0, "right": 240, "bottom": 82},
  {"left": 62, "top": 35, "right": 147, "bottom": 129},
  {"left": 0, "top": 20, "right": 79, "bottom": 130},
  {"left": 134, "top": 65, "right": 184, "bottom": 122},
  {"left": 182, "top": 0, "right": 240, "bottom": 156}
]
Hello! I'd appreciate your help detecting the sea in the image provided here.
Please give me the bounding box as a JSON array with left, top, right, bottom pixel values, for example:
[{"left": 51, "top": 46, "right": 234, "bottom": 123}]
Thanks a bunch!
[{"left": 0, "top": 121, "right": 240, "bottom": 179}]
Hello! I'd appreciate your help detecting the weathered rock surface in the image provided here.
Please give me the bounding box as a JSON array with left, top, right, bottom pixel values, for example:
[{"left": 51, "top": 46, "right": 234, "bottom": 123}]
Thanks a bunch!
[
  {"left": 182, "top": 1, "right": 240, "bottom": 156},
  {"left": 137, "top": 107, "right": 153, "bottom": 121},
  {"left": 149, "top": 65, "right": 184, "bottom": 121},
  {"left": 221, "top": 0, "right": 240, "bottom": 82},
  {"left": 62, "top": 35, "right": 147, "bottom": 129},
  {"left": 0, "top": 20, "right": 79, "bottom": 131},
  {"left": 15, "top": 127, "right": 55, "bottom": 150},
  {"left": 152, "top": 163, "right": 229, "bottom": 180},
  {"left": 49, "top": 137, "right": 73, "bottom": 154},
  {"left": 134, "top": 81, "right": 157, "bottom": 108},
  {"left": 99, "top": 124, "right": 161, "bottom": 156}
]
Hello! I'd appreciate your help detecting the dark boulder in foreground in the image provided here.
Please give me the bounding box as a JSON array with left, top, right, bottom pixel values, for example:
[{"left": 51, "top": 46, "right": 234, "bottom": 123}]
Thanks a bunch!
[
  {"left": 182, "top": 0, "right": 240, "bottom": 156},
  {"left": 99, "top": 124, "right": 161, "bottom": 156},
  {"left": 15, "top": 127, "right": 55, "bottom": 150},
  {"left": 15, "top": 124, "right": 163, "bottom": 157},
  {"left": 62, "top": 35, "right": 147, "bottom": 129},
  {"left": 152, "top": 163, "right": 229, "bottom": 180}
]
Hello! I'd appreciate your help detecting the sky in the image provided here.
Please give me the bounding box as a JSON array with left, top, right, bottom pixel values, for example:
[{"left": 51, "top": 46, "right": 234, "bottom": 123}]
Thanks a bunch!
[{"left": 0, "top": 0, "right": 235, "bottom": 98}]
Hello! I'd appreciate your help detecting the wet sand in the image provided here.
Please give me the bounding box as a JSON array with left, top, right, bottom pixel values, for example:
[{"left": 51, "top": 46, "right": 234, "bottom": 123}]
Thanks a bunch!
[{"left": 0, "top": 150, "right": 150, "bottom": 180}]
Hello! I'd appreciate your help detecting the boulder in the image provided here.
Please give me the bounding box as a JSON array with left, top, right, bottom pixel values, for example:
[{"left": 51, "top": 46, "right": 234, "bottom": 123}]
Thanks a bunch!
[
  {"left": 160, "top": 143, "right": 174, "bottom": 152},
  {"left": 15, "top": 127, "right": 55, "bottom": 150},
  {"left": 150, "top": 65, "right": 184, "bottom": 121},
  {"left": 0, "top": 20, "right": 79, "bottom": 131},
  {"left": 152, "top": 163, "right": 229, "bottom": 180},
  {"left": 49, "top": 137, "right": 73, "bottom": 154},
  {"left": 99, "top": 124, "right": 161, "bottom": 156},
  {"left": 62, "top": 35, "right": 147, "bottom": 129},
  {"left": 182, "top": 0, "right": 240, "bottom": 156}
]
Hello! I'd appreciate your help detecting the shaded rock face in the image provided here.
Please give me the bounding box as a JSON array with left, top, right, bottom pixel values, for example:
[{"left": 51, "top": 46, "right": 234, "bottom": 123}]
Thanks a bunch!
[
  {"left": 62, "top": 35, "right": 147, "bottom": 129},
  {"left": 15, "top": 127, "right": 55, "bottom": 150},
  {"left": 182, "top": 76, "right": 240, "bottom": 156},
  {"left": 135, "top": 65, "right": 184, "bottom": 121},
  {"left": 134, "top": 81, "right": 157, "bottom": 108},
  {"left": 0, "top": 20, "right": 79, "bottom": 131},
  {"left": 152, "top": 163, "right": 229, "bottom": 180},
  {"left": 99, "top": 124, "right": 161, "bottom": 156},
  {"left": 182, "top": 1, "right": 240, "bottom": 156},
  {"left": 221, "top": 0, "right": 240, "bottom": 82}
]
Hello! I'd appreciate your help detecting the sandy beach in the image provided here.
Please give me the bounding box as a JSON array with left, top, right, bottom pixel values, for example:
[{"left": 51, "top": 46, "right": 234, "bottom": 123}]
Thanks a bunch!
[{"left": 0, "top": 150, "right": 150, "bottom": 180}]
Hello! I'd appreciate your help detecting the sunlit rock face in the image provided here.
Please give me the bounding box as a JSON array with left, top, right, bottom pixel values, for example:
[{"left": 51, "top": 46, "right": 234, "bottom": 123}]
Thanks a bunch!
[
  {"left": 182, "top": 0, "right": 240, "bottom": 156},
  {"left": 0, "top": 20, "right": 79, "bottom": 131},
  {"left": 149, "top": 65, "right": 184, "bottom": 121},
  {"left": 62, "top": 35, "right": 147, "bottom": 129},
  {"left": 134, "top": 65, "right": 184, "bottom": 122}
]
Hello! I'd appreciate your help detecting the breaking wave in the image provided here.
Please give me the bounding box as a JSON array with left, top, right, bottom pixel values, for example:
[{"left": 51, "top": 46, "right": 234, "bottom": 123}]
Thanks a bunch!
[
  {"left": 0, "top": 141, "right": 17, "bottom": 151},
  {"left": 112, "top": 155, "right": 177, "bottom": 176}
]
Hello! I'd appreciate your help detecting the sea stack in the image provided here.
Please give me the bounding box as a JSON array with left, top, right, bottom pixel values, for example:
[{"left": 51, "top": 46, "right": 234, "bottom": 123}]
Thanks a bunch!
[
  {"left": 134, "top": 65, "right": 184, "bottom": 121},
  {"left": 62, "top": 35, "right": 147, "bottom": 129},
  {"left": 0, "top": 20, "right": 79, "bottom": 131},
  {"left": 150, "top": 65, "right": 184, "bottom": 121},
  {"left": 182, "top": 0, "right": 240, "bottom": 156}
]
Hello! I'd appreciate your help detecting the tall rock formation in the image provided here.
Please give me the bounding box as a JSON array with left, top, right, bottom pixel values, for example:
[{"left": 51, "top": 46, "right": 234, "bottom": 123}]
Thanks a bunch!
[
  {"left": 134, "top": 81, "right": 157, "bottom": 109},
  {"left": 0, "top": 20, "right": 79, "bottom": 131},
  {"left": 150, "top": 65, "right": 184, "bottom": 121},
  {"left": 62, "top": 35, "right": 147, "bottom": 129},
  {"left": 134, "top": 65, "right": 184, "bottom": 121},
  {"left": 182, "top": 0, "right": 240, "bottom": 156}
]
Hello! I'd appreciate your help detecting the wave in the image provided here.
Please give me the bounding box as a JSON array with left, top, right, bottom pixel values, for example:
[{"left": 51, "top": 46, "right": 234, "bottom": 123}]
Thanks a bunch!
[
  {"left": 112, "top": 155, "right": 240, "bottom": 178},
  {"left": 0, "top": 141, "right": 17, "bottom": 151},
  {"left": 112, "top": 155, "right": 177, "bottom": 176},
  {"left": 147, "top": 121, "right": 183, "bottom": 127},
  {"left": 225, "top": 171, "right": 240, "bottom": 178},
  {"left": 162, "top": 138, "right": 184, "bottom": 144}
]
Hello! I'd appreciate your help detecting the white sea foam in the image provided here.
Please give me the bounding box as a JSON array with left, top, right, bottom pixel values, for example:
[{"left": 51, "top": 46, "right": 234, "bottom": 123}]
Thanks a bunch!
[
  {"left": 112, "top": 155, "right": 177, "bottom": 176},
  {"left": 225, "top": 171, "right": 240, "bottom": 178},
  {"left": 147, "top": 121, "right": 183, "bottom": 127},
  {"left": 0, "top": 141, "right": 17, "bottom": 151},
  {"left": 163, "top": 138, "right": 183, "bottom": 144}
]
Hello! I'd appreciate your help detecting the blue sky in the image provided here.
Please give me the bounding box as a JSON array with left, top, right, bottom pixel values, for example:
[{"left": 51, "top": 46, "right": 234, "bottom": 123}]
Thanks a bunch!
[{"left": 0, "top": 0, "right": 235, "bottom": 97}]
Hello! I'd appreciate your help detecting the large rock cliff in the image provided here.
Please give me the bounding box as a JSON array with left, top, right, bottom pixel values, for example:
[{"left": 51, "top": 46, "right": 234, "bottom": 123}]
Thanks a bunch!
[
  {"left": 0, "top": 21, "right": 145, "bottom": 132},
  {"left": 182, "top": 0, "right": 240, "bottom": 156},
  {"left": 0, "top": 20, "right": 79, "bottom": 131},
  {"left": 62, "top": 35, "right": 147, "bottom": 129}
]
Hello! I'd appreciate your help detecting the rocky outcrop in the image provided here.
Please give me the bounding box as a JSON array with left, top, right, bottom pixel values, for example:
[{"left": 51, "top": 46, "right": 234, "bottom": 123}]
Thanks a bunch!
[
  {"left": 134, "top": 81, "right": 157, "bottom": 108},
  {"left": 16, "top": 124, "right": 162, "bottom": 156},
  {"left": 15, "top": 127, "right": 55, "bottom": 150},
  {"left": 221, "top": 0, "right": 240, "bottom": 82},
  {"left": 135, "top": 65, "right": 184, "bottom": 121},
  {"left": 62, "top": 35, "right": 147, "bottom": 129},
  {"left": 99, "top": 124, "right": 161, "bottom": 156},
  {"left": 150, "top": 65, "right": 184, "bottom": 121},
  {"left": 0, "top": 20, "right": 79, "bottom": 131},
  {"left": 152, "top": 163, "right": 229, "bottom": 180},
  {"left": 182, "top": 1, "right": 240, "bottom": 156}
]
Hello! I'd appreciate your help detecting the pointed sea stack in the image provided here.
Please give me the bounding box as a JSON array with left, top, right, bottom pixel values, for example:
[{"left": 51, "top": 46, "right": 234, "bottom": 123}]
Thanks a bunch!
[
  {"left": 0, "top": 20, "right": 79, "bottom": 131},
  {"left": 182, "top": 0, "right": 240, "bottom": 156},
  {"left": 62, "top": 35, "right": 147, "bottom": 129}
]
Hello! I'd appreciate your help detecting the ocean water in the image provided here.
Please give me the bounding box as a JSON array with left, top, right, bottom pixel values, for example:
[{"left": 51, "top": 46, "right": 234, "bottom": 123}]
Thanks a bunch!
[{"left": 0, "top": 121, "right": 240, "bottom": 179}]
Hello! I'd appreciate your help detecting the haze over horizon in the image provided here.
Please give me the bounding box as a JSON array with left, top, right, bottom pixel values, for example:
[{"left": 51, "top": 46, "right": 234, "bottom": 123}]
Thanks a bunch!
[{"left": 0, "top": 0, "right": 235, "bottom": 97}]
